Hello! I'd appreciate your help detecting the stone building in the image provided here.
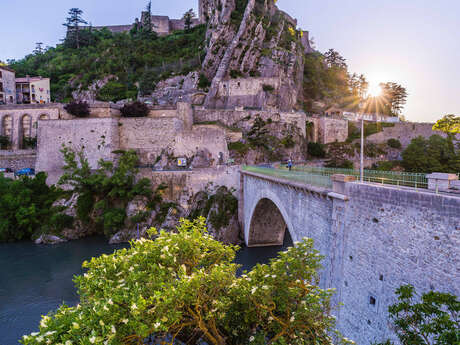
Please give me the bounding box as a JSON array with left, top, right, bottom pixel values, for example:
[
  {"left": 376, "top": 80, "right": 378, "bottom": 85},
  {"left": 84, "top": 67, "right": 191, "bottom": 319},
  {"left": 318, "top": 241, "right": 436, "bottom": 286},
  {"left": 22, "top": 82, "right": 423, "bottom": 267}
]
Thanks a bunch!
[
  {"left": 0, "top": 66, "right": 16, "bottom": 105},
  {"left": 88, "top": 1, "right": 204, "bottom": 36},
  {"left": 16, "top": 76, "right": 51, "bottom": 104}
]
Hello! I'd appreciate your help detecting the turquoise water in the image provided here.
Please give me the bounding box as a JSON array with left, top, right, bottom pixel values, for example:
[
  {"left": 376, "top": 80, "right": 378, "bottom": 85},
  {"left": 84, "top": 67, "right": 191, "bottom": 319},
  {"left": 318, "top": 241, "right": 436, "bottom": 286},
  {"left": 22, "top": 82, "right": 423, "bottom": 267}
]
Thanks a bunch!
[{"left": 0, "top": 235, "right": 291, "bottom": 344}]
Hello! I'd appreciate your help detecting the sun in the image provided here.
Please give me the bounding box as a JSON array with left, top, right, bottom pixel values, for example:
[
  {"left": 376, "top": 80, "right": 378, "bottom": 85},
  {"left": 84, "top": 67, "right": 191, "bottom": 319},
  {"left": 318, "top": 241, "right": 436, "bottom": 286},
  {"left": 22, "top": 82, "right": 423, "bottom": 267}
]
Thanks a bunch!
[{"left": 368, "top": 82, "right": 382, "bottom": 97}]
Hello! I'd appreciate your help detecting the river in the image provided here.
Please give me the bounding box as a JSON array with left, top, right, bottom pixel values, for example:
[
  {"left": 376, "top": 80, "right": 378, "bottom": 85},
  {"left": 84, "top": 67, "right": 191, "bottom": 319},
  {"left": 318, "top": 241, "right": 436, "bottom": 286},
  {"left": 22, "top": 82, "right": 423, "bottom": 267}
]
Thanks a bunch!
[{"left": 0, "top": 234, "right": 292, "bottom": 344}]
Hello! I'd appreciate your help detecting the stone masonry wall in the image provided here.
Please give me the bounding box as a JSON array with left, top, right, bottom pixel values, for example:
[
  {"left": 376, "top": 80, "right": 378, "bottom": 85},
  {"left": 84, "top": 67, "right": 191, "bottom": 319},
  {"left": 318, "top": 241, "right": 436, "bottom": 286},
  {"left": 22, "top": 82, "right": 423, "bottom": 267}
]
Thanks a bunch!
[
  {"left": 36, "top": 118, "right": 120, "bottom": 184},
  {"left": 309, "top": 117, "right": 348, "bottom": 144},
  {"left": 338, "top": 183, "right": 460, "bottom": 344},
  {"left": 242, "top": 172, "right": 460, "bottom": 345},
  {"left": 366, "top": 122, "right": 460, "bottom": 148},
  {"left": 0, "top": 150, "right": 36, "bottom": 170}
]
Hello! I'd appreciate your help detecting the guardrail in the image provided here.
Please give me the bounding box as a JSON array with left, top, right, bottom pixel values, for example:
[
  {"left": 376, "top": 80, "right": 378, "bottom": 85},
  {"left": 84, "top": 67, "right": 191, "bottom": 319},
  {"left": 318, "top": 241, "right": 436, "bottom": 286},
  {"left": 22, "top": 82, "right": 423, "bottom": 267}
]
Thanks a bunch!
[
  {"left": 242, "top": 166, "right": 333, "bottom": 189},
  {"left": 285, "top": 165, "right": 430, "bottom": 189}
]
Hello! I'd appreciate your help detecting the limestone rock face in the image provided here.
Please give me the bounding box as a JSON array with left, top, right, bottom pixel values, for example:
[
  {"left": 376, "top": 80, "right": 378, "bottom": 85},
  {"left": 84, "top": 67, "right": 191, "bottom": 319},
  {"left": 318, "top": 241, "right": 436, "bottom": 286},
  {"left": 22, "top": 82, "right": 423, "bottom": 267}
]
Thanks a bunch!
[
  {"left": 202, "top": 0, "right": 307, "bottom": 111},
  {"left": 35, "top": 234, "right": 67, "bottom": 245},
  {"left": 191, "top": 149, "right": 212, "bottom": 168},
  {"left": 145, "top": 72, "right": 200, "bottom": 106}
]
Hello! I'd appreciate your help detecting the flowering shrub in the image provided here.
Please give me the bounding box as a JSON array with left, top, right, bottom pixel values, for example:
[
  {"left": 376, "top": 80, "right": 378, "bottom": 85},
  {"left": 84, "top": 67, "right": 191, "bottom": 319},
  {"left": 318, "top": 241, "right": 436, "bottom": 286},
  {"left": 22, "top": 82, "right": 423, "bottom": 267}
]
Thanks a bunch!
[{"left": 21, "top": 218, "right": 354, "bottom": 345}]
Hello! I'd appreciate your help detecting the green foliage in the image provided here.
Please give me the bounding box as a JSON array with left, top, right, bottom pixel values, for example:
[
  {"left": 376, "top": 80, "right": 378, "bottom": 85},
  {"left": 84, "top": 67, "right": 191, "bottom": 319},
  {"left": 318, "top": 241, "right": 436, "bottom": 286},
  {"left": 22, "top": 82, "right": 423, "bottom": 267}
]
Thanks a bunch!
[
  {"left": 0, "top": 135, "right": 10, "bottom": 149},
  {"left": 0, "top": 172, "right": 67, "bottom": 242},
  {"left": 262, "top": 84, "right": 275, "bottom": 92},
  {"left": 97, "top": 81, "right": 133, "bottom": 102},
  {"left": 22, "top": 136, "right": 37, "bottom": 149},
  {"left": 58, "top": 147, "right": 153, "bottom": 236},
  {"left": 433, "top": 114, "right": 460, "bottom": 134},
  {"left": 138, "top": 70, "right": 156, "bottom": 96},
  {"left": 325, "top": 158, "right": 354, "bottom": 169},
  {"left": 401, "top": 135, "right": 460, "bottom": 173},
  {"left": 230, "top": 0, "right": 249, "bottom": 28},
  {"left": 281, "top": 134, "right": 295, "bottom": 148},
  {"left": 64, "top": 101, "right": 90, "bottom": 117},
  {"left": 371, "top": 160, "right": 403, "bottom": 171},
  {"left": 228, "top": 141, "right": 250, "bottom": 156},
  {"left": 230, "top": 69, "right": 244, "bottom": 79},
  {"left": 190, "top": 187, "right": 238, "bottom": 231},
  {"left": 325, "top": 142, "right": 355, "bottom": 169},
  {"left": 9, "top": 24, "right": 207, "bottom": 102},
  {"left": 198, "top": 73, "right": 211, "bottom": 90},
  {"left": 308, "top": 142, "right": 326, "bottom": 158},
  {"left": 22, "top": 218, "right": 353, "bottom": 345},
  {"left": 120, "top": 101, "right": 149, "bottom": 117},
  {"left": 387, "top": 138, "right": 402, "bottom": 149},
  {"left": 374, "top": 285, "right": 460, "bottom": 345}
]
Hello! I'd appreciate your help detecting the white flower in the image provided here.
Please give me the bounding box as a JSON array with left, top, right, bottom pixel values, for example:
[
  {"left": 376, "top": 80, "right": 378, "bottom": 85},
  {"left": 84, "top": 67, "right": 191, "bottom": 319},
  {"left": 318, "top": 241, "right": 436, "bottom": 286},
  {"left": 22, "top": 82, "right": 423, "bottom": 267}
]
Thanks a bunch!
[
  {"left": 99, "top": 319, "right": 105, "bottom": 326},
  {"left": 111, "top": 325, "right": 116, "bottom": 333},
  {"left": 262, "top": 285, "right": 269, "bottom": 290},
  {"left": 36, "top": 336, "right": 44, "bottom": 343},
  {"left": 45, "top": 331, "right": 56, "bottom": 336},
  {"left": 103, "top": 305, "right": 109, "bottom": 311},
  {"left": 249, "top": 336, "right": 255, "bottom": 342},
  {"left": 251, "top": 287, "right": 257, "bottom": 294},
  {"left": 65, "top": 341, "right": 72, "bottom": 345},
  {"left": 40, "top": 316, "right": 50, "bottom": 328},
  {"left": 89, "top": 336, "right": 96, "bottom": 344},
  {"left": 122, "top": 319, "right": 129, "bottom": 324},
  {"left": 131, "top": 303, "right": 137, "bottom": 310},
  {"left": 72, "top": 322, "right": 80, "bottom": 329},
  {"left": 31, "top": 332, "right": 39, "bottom": 336},
  {"left": 108, "top": 298, "right": 113, "bottom": 305},
  {"left": 154, "top": 322, "right": 161, "bottom": 329},
  {"left": 290, "top": 316, "right": 295, "bottom": 322},
  {"left": 129, "top": 266, "right": 134, "bottom": 272}
]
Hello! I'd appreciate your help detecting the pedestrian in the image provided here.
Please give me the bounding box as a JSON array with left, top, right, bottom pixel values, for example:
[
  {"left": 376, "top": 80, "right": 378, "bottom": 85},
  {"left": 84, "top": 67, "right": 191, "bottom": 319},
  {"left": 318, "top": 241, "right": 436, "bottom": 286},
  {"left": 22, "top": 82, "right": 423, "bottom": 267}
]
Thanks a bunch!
[{"left": 287, "top": 159, "right": 293, "bottom": 171}]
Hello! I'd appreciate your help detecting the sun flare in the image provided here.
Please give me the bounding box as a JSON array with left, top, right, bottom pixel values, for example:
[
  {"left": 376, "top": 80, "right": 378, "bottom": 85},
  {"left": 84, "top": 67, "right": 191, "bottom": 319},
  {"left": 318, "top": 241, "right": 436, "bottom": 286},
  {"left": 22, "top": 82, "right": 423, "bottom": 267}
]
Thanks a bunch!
[{"left": 368, "top": 82, "right": 382, "bottom": 97}]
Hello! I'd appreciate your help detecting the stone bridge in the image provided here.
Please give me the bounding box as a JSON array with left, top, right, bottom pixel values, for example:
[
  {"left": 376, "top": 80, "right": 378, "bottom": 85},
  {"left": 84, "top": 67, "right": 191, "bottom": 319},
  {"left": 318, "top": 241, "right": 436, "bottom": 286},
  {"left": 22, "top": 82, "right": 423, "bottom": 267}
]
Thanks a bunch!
[{"left": 240, "top": 170, "right": 460, "bottom": 345}]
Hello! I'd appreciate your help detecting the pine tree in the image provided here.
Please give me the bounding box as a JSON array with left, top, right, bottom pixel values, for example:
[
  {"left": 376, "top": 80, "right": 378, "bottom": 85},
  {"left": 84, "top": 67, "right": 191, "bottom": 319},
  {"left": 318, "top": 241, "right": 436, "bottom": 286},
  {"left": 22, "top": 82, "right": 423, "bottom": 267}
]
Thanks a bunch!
[
  {"left": 183, "top": 9, "right": 196, "bottom": 31},
  {"left": 63, "top": 8, "right": 88, "bottom": 49}
]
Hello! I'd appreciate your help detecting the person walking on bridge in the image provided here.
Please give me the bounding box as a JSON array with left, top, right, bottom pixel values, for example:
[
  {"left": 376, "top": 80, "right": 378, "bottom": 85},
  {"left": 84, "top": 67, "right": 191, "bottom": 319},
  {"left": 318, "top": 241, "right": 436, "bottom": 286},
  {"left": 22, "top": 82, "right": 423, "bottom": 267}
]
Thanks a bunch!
[{"left": 287, "top": 159, "right": 293, "bottom": 171}]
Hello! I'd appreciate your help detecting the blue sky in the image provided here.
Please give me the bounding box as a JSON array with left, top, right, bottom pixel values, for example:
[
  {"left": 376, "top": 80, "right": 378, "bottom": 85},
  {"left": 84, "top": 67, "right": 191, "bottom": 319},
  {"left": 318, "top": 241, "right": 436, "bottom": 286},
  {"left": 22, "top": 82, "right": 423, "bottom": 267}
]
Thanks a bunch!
[{"left": 1, "top": 0, "right": 459, "bottom": 123}]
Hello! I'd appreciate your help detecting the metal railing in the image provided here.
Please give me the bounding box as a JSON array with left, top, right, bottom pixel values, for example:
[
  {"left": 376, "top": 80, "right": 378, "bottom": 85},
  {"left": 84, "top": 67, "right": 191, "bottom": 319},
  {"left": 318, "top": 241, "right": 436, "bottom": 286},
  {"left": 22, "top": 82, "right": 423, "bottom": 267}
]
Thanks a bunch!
[
  {"left": 242, "top": 165, "right": 333, "bottom": 189},
  {"left": 284, "top": 165, "right": 429, "bottom": 189}
]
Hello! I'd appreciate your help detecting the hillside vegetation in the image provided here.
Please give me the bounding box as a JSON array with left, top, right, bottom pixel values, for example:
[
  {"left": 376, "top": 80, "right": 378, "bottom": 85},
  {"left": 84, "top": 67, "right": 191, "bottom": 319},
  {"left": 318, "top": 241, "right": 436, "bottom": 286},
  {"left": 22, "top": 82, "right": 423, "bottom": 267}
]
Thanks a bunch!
[{"left": 9, "top": 24, "right": 206, "bottom": 102}]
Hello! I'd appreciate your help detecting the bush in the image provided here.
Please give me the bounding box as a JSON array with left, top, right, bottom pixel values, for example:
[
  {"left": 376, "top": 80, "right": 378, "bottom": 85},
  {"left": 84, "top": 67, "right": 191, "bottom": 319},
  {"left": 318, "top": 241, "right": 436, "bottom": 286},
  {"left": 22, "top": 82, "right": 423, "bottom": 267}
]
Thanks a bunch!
[
  {"left": 325, "top": 158, "right": 354, "bottom": 169},
  {"left": 0, "top": 172, "right": 65, "bottom": 242},
  {"left": 308, "top": 142, "right": 326, "bottom": 158},
  {"left": 197, "top": 73, "right": 211, "bottom": 90},
  {"left": 64, "top": 101, "right": 90, "bottom": 117},
  {"left": 262, "top": 84, "right": 275, "bottom": 92},
  {"left": 22, "top": 136, "right": 37, "bottom": 149},
  {"left": 0, "top": 135, "right": 10, "bottom": 150},
  {"left": 387, "top": 138, "right": 402, "bottom": 149},
  {"left": 401, "top": 135, "right": 460, "bottom": 173},
  {"left": 228, "top": 141, "right": 250, "bottom": 156},
  {"left": 22, "top": 218, "right": 354, "bottom": 345},
  {"left": 97, "top": 81, "right": 130, "bottom": 102},
  {"left": 230, "top": 69, "right": 243, "bottom": 79},
  {"left": 120, "top": 101, "right": 150, "bottom": 117},
  {"left": 374, "top": 285, "right": 460, "bottom": 345}
]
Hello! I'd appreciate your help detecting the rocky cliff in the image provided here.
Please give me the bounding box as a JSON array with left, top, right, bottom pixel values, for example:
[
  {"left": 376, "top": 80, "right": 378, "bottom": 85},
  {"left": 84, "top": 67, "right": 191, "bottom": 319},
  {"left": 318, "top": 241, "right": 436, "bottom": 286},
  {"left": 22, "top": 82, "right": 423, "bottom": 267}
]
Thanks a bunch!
[{"left": 201, "top": 0, "right": 311, "bottom": 111}]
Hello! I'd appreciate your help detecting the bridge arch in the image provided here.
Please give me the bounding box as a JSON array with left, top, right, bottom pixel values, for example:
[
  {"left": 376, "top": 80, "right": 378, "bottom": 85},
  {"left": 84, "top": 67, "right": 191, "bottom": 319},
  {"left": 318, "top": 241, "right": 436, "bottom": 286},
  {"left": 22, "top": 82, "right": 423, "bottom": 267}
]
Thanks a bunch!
[{"left": 245, "top": 188, "right": 296, "bottom": 247}]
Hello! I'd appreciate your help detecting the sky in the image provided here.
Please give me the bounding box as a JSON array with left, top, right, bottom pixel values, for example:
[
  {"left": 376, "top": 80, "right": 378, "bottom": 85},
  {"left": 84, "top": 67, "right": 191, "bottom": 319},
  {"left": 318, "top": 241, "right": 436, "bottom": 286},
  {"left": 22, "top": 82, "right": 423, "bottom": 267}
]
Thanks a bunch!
[{"left": 1, "top": 0, "right": 459, "bottom": 123}]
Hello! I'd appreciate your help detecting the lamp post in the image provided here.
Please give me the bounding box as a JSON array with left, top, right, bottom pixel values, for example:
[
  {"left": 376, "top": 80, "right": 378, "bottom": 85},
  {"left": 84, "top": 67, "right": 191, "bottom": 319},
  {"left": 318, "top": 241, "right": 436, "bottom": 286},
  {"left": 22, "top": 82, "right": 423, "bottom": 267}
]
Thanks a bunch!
[{"left": 360, "top": 112, "right": 364, "bottom": 183}]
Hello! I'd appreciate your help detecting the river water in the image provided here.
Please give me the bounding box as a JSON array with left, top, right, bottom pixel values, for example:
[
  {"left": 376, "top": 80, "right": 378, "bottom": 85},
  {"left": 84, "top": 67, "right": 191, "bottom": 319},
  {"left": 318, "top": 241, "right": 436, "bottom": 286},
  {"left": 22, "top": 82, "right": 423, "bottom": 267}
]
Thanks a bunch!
[{"left": 0, "top": 235, "right": 292, "bottom": 344}]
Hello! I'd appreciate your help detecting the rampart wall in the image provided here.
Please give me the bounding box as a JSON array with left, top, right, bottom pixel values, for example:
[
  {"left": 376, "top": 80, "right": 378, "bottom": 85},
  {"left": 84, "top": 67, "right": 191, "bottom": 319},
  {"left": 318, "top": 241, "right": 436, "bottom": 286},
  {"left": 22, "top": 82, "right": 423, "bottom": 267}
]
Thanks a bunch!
[
  {"left": 309, "top": 116, "right": 348, "bottom": 144},
  {"left": 366, "top": 122, "right": 460, "bottom": 147}
]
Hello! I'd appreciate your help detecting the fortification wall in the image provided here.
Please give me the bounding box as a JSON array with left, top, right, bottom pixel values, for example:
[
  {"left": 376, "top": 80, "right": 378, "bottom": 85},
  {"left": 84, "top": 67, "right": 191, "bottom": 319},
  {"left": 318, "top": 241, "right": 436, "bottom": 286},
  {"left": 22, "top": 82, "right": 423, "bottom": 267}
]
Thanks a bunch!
[
  {"left": 366, "top": 122, "right": 460, "bottom": 147},
  {"left": 309, "top": 117, "right": 348, "bottom": 144},
  {"left": 336, "top": 182, "right": 460, "bottom": 344},
  {"left": 194, "top": 108, "right": 306, "bottom": 136},
  {"left": 0, "top": 150, "right": 36, "bottom": 170},
  {"left": 36, "top": 118, "right": 120, "bottom": 184},
  {"left": 139, "top": 166, "right": 240, "bottom": 210}
]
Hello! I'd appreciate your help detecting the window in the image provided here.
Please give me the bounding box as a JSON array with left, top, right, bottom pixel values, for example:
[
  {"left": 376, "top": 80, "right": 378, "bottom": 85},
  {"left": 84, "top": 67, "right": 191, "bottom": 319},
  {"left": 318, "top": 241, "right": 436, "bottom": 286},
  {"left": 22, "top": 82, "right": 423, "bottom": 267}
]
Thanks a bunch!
[
  {"left": 0, "top": 71, "right": 2, "bottom": 78},
  {"left": 0, "top": 82, "right": 3, "bottom": 92}
]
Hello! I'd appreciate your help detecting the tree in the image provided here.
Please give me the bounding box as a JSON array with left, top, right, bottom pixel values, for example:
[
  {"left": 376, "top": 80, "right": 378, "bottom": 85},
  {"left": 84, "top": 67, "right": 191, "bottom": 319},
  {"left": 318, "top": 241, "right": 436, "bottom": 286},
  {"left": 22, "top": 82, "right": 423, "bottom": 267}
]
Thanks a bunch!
[
  {"left": 374, "top": 285, "right": 460, "bottom": 345},
  {"left": 433, "top": 114, "right": 460, "bottom": 135},
  {"left": 401, "top": 135, "right": 460, "bottom": 173},
  {"left": 324, "top": 49, "right": 348, "bottom": 70},
  {"left": 21, "top": 218, "right": 354, "bottom": 345},
  {"left": 142, "top": 1, "right": 153, "bottom": 32},
  {"left": 33, "top": 42, "right": 44, "bottom": 55},
  {"left": 58, "top": 147, "right": 153, "bottom": 236},
  {"left": 380, "top": 82, "right": 408, "bottom": 116},
  {"left": 183, "top": 9, "right": 196, "bottom": 31},
  {"left": 63, "top": 8, "right": 88, "bottom": 49}
]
